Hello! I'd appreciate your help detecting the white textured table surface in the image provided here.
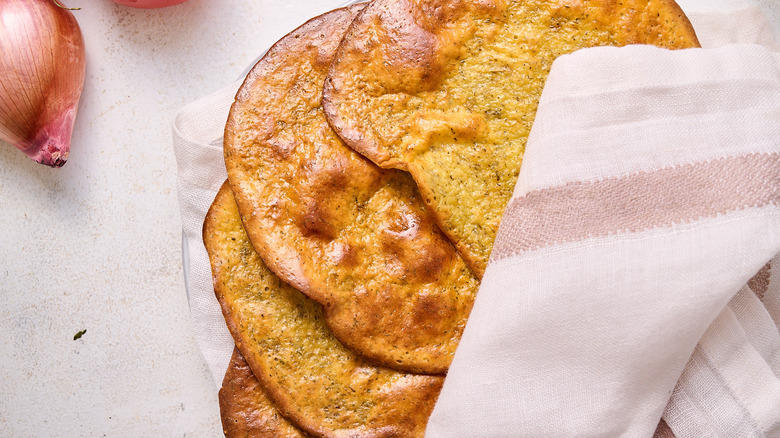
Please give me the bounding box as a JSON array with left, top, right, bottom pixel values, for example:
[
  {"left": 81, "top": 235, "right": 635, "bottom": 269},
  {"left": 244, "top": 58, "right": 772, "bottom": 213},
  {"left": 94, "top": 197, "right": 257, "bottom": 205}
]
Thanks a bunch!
[
  {"left": 0, "top": 0, "right": 343, "bottom": 436},
  {"left": 1, "top": 0, "right": 778, "bottom": 437}
]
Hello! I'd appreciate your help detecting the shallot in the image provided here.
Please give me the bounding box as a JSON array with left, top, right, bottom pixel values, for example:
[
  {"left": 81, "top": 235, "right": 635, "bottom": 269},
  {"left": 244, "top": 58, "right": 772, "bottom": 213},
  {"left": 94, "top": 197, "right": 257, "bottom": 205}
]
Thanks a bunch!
[{"left": 0, "top": 0, "right": 86, "bottom": 167}]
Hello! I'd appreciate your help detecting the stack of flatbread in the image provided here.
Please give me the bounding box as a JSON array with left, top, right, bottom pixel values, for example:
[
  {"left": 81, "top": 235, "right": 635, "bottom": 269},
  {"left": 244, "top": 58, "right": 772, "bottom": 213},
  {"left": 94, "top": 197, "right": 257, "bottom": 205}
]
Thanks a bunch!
[{"left": 202, "top": 0, "right": 699, "bottom": 436}]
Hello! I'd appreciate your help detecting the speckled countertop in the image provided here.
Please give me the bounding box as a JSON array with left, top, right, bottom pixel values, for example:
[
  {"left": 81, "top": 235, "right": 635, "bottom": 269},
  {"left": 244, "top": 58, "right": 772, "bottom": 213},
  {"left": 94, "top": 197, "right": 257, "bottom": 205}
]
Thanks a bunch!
[{"left": 0, "top": 0, "right": 777, "bottom": 437}]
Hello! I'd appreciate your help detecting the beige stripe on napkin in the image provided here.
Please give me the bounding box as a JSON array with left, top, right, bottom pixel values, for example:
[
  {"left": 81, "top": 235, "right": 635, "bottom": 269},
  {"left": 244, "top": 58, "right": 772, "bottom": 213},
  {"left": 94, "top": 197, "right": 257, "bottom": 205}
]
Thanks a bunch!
[{"left": 493, "top": 153, "right": 780, "bottom": 260}]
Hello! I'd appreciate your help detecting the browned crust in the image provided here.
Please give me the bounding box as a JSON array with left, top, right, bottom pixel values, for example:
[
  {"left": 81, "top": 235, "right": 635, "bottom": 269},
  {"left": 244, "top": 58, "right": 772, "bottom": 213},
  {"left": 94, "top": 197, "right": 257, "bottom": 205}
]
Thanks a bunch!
[
  {"left": 219, "top": 348, "right": 308, "bottom": 438},
  {"left": 223, "top": 7, "right": 365, "bottom": 297},
  {"left": 321, "top": 0, "right": 497, "bottom": 278},
  {"left": 322, "top": 0, "right": 502, "bottom": 169},
  {"left": 204, "top": 182, "right": 443, "bottom": 438},
  {"left": 223, "top": 2, "right": 479, "bottom": 374},
  {"left": 323, "top": 0, "right": 700, "bottom": 277},
  {"left": 325, "top": 0, "right": 699, "bottom": 156}
]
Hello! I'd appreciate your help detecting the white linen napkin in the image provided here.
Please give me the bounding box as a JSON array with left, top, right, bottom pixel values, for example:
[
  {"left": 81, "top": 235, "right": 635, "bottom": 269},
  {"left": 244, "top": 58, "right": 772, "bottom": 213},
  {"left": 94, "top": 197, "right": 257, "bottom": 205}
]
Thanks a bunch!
[
  {"left": 424, "top": 41, "right": 780, "bottom": 437},
  {"left": 173, "top": 79, "right": 241, "bottom": 383},
  {"left": 172, "top": 2, "right": 780, "bottom": 437}
]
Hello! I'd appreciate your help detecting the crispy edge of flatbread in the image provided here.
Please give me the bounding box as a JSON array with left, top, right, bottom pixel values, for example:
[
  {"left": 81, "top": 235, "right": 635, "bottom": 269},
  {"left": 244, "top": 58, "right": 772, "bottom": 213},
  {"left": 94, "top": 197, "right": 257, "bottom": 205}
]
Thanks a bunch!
[
  {"left": 224, "top": 3, "right": 368, "bottom": 297},
  {"left": 204, "top": 182, "right": 443, "bottom": 438},
  {"left": 219, "top": 347, "right": 308, "bottom": 438}
]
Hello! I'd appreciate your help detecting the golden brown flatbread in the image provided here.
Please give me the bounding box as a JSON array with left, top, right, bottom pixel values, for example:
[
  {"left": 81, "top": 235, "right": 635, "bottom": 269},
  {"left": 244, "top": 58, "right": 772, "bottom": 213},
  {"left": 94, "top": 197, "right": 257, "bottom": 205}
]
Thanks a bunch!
[
  {"left": 323, "top": 0, "right": 700, "bottom": 277},
  {"left": 224, "top": 5, "right": 478, "bottom": 374},
  {"left": 219, "top": 348, "right": 306, "bottom": 438},
  {"left": 218, "top": 345, "right": 676, "bottom": 438},
  {"left": 204, "top": 182, "right": 443, "bottom": 438}
]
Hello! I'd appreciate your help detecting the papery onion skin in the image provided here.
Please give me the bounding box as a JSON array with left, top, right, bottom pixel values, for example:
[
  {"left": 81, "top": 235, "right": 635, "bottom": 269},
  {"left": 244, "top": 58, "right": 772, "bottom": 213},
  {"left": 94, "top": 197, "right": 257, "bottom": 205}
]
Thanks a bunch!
[{"left": 0, "top": 0, "right": 86, "bottom": 168}]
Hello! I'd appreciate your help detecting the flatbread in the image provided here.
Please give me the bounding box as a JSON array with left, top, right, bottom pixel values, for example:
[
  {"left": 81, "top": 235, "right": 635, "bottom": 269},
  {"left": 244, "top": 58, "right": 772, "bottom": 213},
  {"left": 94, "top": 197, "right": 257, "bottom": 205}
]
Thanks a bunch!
[
  {"left": 224, "top": 5, "right": 478, "bottom": 374},
  {"left": 204, "top": 183, "right": 443, "bottom": 438},
  {"left": 219, "top": 348, "right": 306, "bottom": 438},
  {"left": 218, "top": 346, "right": 676, "bottom": 438},
  {"left": 322, "top": 0, "right": 700, "bottom": 277}
]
